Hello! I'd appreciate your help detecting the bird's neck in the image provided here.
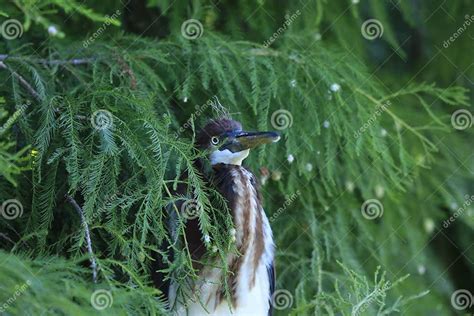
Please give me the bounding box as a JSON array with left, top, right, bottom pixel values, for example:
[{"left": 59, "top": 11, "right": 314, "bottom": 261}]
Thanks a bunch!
[
  {"left": 213, "top": 165, "right": 274, "bottom": 295},
  {"left": 228, "top": 167, "right": 264, "bottom": 250},
  {"left": 213, "top": 164, "right": 265, "bottom": 246}
]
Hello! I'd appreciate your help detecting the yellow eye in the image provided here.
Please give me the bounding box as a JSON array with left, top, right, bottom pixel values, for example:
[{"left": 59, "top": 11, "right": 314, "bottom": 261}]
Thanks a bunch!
[{"left": 211, "top": 136, "right": 220, "bottom": 145}]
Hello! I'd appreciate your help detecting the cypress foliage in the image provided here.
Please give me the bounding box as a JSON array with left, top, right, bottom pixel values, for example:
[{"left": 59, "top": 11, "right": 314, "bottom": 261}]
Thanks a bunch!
[{"left": 0, "top": 1, "right": 472, "bottom": 315}]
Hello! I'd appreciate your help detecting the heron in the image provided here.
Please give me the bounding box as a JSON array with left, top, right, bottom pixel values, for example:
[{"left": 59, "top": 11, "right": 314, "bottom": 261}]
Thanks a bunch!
[{"left": 166, "top": 118, "right": 280, "bottom": 316}]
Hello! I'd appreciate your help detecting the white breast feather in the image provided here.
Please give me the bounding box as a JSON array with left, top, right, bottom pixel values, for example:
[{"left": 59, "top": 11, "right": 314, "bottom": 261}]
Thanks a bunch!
[{"left": 170, "top": 167, "right": 274, "bottom": 316}]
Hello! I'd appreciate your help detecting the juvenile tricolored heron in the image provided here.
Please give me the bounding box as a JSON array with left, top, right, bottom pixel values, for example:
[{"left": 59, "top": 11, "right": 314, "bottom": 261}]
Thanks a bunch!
[{"left": 168, "top": 118, "right": 280, "bottom": 315}]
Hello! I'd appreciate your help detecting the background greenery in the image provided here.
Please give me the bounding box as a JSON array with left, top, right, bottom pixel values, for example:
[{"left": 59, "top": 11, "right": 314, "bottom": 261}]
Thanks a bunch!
[{"left": 0, "top": 0, "right": 473, "bottom": 315}]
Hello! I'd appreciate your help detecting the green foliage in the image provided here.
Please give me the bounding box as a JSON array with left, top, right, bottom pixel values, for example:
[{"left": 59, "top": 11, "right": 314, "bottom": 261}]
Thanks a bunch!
[
  {"left": 0, "top": 250, "right": 167, "bottom": 315},
  {"left": 0, "top": 0, "right": 472, "bottom": 315}
]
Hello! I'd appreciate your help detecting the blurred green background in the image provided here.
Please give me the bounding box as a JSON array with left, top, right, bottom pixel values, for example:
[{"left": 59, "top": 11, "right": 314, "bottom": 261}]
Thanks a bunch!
[{"left": 0, "top": 0, "right": 473, "bottom": 315}]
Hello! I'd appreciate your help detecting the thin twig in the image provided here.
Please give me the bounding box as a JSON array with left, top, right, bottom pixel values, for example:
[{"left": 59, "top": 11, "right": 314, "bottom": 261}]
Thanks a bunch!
[
  {"left": 0, "top": 233, "right": 14, "bottom": 244},
  {"left": 355, "top": 88, "right": 437, "bottom": 151},
  {"left": 0, "top": 61, "right": 42, "bottom": 101},
  {"left": 162, "top": 184, "right": 196, "bottom": 273},
  {"left": 65, "top": 194, "right": 98, "bottom": 283},
  {"left": 0, "top": 60, "right": 88, "bottom": 120},
  {"left": 0, "top": 54, "right": 94, "bottom": 65}
]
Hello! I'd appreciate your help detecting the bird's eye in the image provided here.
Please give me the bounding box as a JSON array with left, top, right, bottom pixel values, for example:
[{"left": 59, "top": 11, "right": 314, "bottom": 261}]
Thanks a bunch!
[{"left": 211, "top": 136, "right": 220, "bottom": 145}]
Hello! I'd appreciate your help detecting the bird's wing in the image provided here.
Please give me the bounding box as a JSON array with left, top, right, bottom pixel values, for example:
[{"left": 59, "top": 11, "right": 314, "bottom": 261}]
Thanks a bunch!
[
  {"left": 267, "top": 261, "right": 276, "bottom": 316},
  {"left": 151, "top": 170, "right": 206, "bottom": 300}
]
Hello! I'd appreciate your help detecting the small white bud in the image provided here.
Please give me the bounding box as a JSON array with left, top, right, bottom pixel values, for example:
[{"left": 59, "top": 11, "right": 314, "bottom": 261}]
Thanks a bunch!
[
  {"left": 417, "top": 264, "right": 426, "bottom": 275},
  {"left": 380, "top": 128, "right": 388, "bottom": 137},
  {"left": 204, "top": 234, "right": 211, "bottom": 243},
  {"left": 305, "top": 163, "right": 313, "bottom": 172},
  {"left": 345, "top": 180, "right": 355, "bottom": 193},
  {"left": 330, "top": 83, "right": 341, "bottom": 92},
  {"left": 287, "top": 154, "right": 295, "bottom": 163},
  {"left": 271, "top": 170, "right": 282, "bottom": 181},
  {"left": 323, "top": 120, "right": 330, "bottom": 128},
  {"left": 290, "top": 79, "right": 297, "bottom": 87},
  {"left": 375, "top": 184, "right": 385, "bottom": 199},
  {"left": 48, "top": 26, "right": 59, "bottom": 36},
  {"left": 423, "top": 218, "right": 435, "bottom": 234}
]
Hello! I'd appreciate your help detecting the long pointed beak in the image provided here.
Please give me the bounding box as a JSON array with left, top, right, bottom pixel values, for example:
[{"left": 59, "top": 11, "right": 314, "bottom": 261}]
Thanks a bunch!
[{"left": 222, "top": 131, "right": 280, "bottom": 152}]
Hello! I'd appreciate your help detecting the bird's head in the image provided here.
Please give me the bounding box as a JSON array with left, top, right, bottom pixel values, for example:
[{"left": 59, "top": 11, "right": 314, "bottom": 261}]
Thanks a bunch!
[{"left": 196, "top": 118, "right": 280, "bottom": 166}]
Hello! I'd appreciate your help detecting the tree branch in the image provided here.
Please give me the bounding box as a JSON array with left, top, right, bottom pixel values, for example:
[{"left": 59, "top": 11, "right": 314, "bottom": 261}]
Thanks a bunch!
[
  {"left": 0, "top": 233, "right": 14, "bottom": 245},
  {"left": 0, "top": 54, "right": 94, "bottom": 65},
  {"left": 0, "top": 61, "right": 42, "bottom": 101},
  {"left": 65, "top": 194, "right": 98, "bottom": 283}
]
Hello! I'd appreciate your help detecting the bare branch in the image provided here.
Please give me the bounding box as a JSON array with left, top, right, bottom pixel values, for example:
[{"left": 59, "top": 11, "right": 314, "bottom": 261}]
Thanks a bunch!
[
  {"left": 0, "top": 54, "right": 94, "bottom": 65},
  {"left": 0, "top": 61, "right": 42, "bottom": 101},
  {"left": 65, "top": 194, "right": 98, "bottom": 283}
]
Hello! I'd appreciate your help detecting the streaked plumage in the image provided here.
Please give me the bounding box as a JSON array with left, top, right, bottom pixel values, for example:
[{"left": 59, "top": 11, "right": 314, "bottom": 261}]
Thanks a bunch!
[{"left": 167, "top": 118, "right": 279, "bottom": 315}]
